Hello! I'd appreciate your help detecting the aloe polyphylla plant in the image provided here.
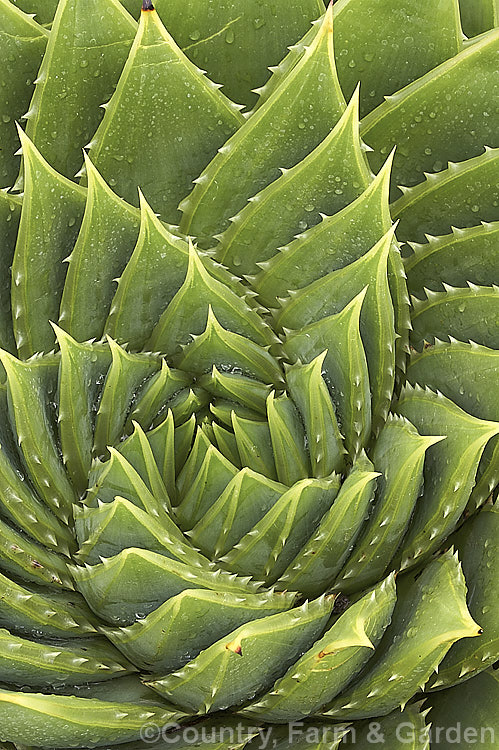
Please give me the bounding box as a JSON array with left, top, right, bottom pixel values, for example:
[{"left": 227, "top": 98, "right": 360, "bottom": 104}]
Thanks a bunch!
[{"left": 0, "top": 0, "right": 497, "bottom": 747}]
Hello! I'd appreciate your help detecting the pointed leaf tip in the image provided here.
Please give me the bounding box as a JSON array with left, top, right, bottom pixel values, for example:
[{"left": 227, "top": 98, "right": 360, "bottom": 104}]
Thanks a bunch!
[{"left": 142, "top": 0, "right": 154, "bottom": 10}]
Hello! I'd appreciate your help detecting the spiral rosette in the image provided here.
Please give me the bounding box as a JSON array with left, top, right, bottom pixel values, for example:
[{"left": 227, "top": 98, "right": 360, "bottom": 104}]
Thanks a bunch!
[{"left": 0, "top": 0, "right": 497, "bottom": 748}]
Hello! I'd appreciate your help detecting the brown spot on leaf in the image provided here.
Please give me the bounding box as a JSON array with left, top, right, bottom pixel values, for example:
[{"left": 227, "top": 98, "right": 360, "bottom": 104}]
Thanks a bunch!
[
  {"left": 225, "top": 641, "right": 243, "bottom": 656},
  {"left": 317, "top": 649, "right": 336, "bottom": 659}
]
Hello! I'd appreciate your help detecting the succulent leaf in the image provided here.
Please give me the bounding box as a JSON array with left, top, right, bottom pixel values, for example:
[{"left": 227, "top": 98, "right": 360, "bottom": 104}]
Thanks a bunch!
[
  {"left": 60, "top": 156, "right": 140, "bottom": 343},
  {"left": 23, "top": 0, "right": 136, "bottom": 180},
  {"left": 0, "top": 0, "right": 497, "bottom": 741},
  {"left": 215, "top": 89, "right": 370, "bottom": 276},
  {"left": 132, "top": 0, "right": 325, "bottom": 110},
  {"left": 395, "top": 384, "right": 499, "bottom": 569},
  {"left": 406, "top": 339, "right": 499, "bottom": 509},
  {"left": 104, "top": 587, "right": 296, "bottom": 674},
  {"left": 459, "top": 0, "right": 499, "bottom": 36},
  {"left": 0, "top": 689, "right": 185, "bottom": 748},
  {"left": 321, "top": 551, "right": 481, "bottom": 719},
  {"left": 333, "top": 0, "right": 462, "bottom": 117},
  {"left": 88, "top": 5, "right": 243, "bottom": 222},
  {"left": 0, "top": 0, "right": 47, "bottom": 187},
  {"left": 405, "top": 221, "right": 499, "bottom": 297},
  {"left": 333, "top": 415, "right": 443, "bottom": 593},
  {"left": 410, "top": 283, "right": 499, "bottom": 350},
  {"left": 277, "top": 453, "right": 378, "bottom": 597},
  {"left": 11, "top": 131, "right": 86, "bottom": 357},
  {"left": 427, "top": 504, "right": 499, "bottom": 690},
  {"left": 393, "top": 147, "right": 499, "bottom": 243},
  {"left": 424, "top": 668, "right": 499, "bottom": 750},
  {"left": 243, "top": 575, "right": 396, "bottom": 722},
  {"left": 179, "top": 5, "right": 346, "bottom": 244},
  {"left": 147, "top": 596, "right": 336, "bottom": 713},
  {"left": 362, "top": 28, "right": 499, "bottom": 197},
  {"left": 277, "top": 227, "right": 396, "bottom": 432}
]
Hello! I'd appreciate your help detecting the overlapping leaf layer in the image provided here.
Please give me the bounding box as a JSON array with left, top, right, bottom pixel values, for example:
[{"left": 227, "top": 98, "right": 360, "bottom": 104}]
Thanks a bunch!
[{"left": 0, "top": 0, "right": 497, "bottom": 748}]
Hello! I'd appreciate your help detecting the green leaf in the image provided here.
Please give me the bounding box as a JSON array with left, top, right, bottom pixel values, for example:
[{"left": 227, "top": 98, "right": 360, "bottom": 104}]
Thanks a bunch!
[
  {"left": 86, "top": 448, "right": 169, "bottom": 518},
  {"left": 188, "top": 468, "right": 286, "bottom": 559},
  {"left": 146, "top": 411, "right": 178, "bottom": 500},
  {"left": 212, "top": 400, "right": 264, "bottom": 429},
  {"left": 286, "top": 353, "right": 346, "bottom": 477},
  {"left": 428, "top": 504, "right": 499, "bottom": 690},
  {"left": 55, "top": 329, "right": 112, "bottom": 495},
  {"left": 266, "top": 391, "right": 310, "bottom": 486},
  {"left": 198, "top": 367, "right": 271, "bottom": 415},
  {"left": 212, "top": 423, "right": 241, "bottom": 468},
  {"left": 104, "top": 587, "right": 296, "bottom": 674},
  {"left": 426, "top": 668, "right": 499, "bottom": 748},
  {"left": 88, "top": 6, "right": 243, "bottom": 223},
  {"left": 0, "top": 630, "right": 132, "bottom": 688},
  {"left": 75, "top": 496, "right": 199, "bottom": 567},
  {"left": 405, "top": 221, "right": 499, "bottom": 297},
  {"left": 0, "top": 383, "right": 75, "bottom": 555},
  {"left": 254, "top": 152, "right": 393, "bottom": 308},
  {"left": 93, "top": 339, "right": 160, "bottom": 459},
  {"left": 175, "top": 443, "right": 238, "bottom": 530},
  {"left": 139, "top": 0, "right": 324, "bottom": 109},
  {"left": 394, "top": 384, "right": 499, "bottom": 570},
  {"left": 333, "top": 415, "right": 443, "bottom": 594},
  {"left": 71, "top": 547, "right": 261, "bottom": 625},
  {"left": 0, "top": 190, "right": 21, "bottom": 357},
  {"left": 24, "top": 0, "right": 136, "bottom": 181},
  {"left": 7, "top": 0, "right": 58, "bottom": 25},
  {"left": 278, "top": 454, "right": 377, "bottom": 600},
  {"left": 0, "top": 689, "right": 184, "bottom": 749},
  {"left": 406, "top": 339, "right": 499, "bottom": 509},
  {"left": 410, "top": 283, "right": 499, "bottom": 350},
  {"left": 0, "top": 1, "right": 47, "bottom": 187},
  {"left": 59, "top": 157, "right": 140, "bottom": 343},
  {"left": 146, "top": 596, "right": 336, "bottom": 713},
  {"left": 333, "top": 0, "right": 462, "bottom": 117},
  {"left": 341, "top": 702, "right": 431, "bottom": 749},
  {"left": 321, "top": 551, "right": 480, "bottom": 719},
  {"left": 147, "top": 245, "right": 277, "bottom": 355},
  {"left": 362, "top": 29, "right": 499, "bottom": 198},
  {"left": 0, "top": 351, "right": 75, "bottom": 523},
  {"left": 283, "top": 290, "right": 371, "bottom": 456},
  {"left": 215, "top": 90, "right": 370, "bottom": 276},
  {"left": 117, "top": 421, "right": 169, "bottom": 503},
  {"left": 220, "top": 476, "right": 340, "bottom": 584},
  {"left": 175, "top": 427, "right": 213, "bottom": 499},
  {"left": 167, "top": 387, "right": 210, "bottom": 426},
  {"left": 105, "top": 193, "right": 190, "bottom": 349},
  {"left": 0, "top": 515, "right": 73, "bottom": 590},
  {"left": 231, "top": 413, "right": 277, "bottom": 479},
  {"left": 392, "top": 147, "right": 499, "bottom": 243},
  {"left": 242, "top": 576, "right": 396, "bottom": 722},
  {"left": 0, "top": 571, "right": 97, "bottom": 639},
  {"left": 459, "top": 0, "right": 499, "bottom": 37},
  {"left": 125, "top": 360, "right": 192, "bottom": 434},
  {"left": 277, "top": 227, "right": 396, "bottom": 432},
  {"left": 11, "top": 130, "right": 86, "bottom": 358},
  {"left": 179, "top": 6, "right": 346, "bottom": 244},
  {"left": 174, "top": 308, "right": 283, "bottom": 386}
]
